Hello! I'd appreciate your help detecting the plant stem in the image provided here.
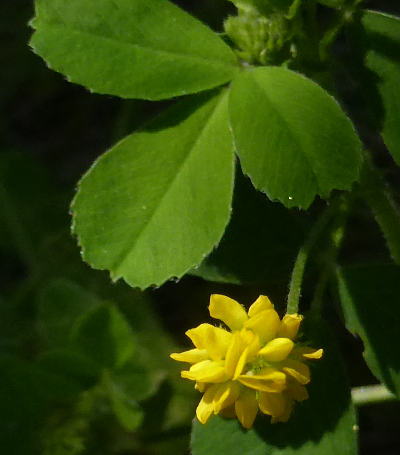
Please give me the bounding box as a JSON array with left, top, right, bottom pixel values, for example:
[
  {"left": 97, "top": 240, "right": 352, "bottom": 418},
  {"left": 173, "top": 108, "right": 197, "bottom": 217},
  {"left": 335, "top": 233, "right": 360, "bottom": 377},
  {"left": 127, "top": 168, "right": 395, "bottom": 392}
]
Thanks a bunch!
[
  {"left": 309, "top": 200, "right": 348, "bottom": 315},
  {"left": 319, "top": 0, "right": 364, "bottom": 62},
  {"left": 286, "top": 199, "right": 341, "bottom": 314},
  {"left": 352, "top": 384, "right": 397, "bottom": 406},
  {"left": 360, "top": 155, "right": 400, "bottom": 265}
]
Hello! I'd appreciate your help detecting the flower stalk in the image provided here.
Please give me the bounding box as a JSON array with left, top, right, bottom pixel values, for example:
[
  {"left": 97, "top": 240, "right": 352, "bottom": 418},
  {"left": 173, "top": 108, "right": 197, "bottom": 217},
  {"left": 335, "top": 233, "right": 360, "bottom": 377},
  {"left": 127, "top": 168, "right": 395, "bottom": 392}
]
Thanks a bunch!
[{"left": 286, "top": 198, "right": 343, "bottom": 314}]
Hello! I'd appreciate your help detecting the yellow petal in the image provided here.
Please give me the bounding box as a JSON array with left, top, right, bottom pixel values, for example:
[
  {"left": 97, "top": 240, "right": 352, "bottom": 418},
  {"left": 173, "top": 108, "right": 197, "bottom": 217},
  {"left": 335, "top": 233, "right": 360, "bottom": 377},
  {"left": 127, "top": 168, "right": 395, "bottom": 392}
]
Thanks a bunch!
[
  {"left": 286, "top": 379, "right": 309, "bottom": 402},
  {"left": 235, "top": 332, "right": 260, "bottom": 380},
  {"left": 170, "top": 348, "right": 209, "bottom": 363},
  {"left": 195, "top": 382, "right": 207, "bottom": 392},
  {"left": 235, "top": 389, "right": 258, "bottom": 429},
  {"left": 277, "top": 314, "right": 303, "bottom": 340},
  {"left": 258, "top": 338, "right": 294, "bottom": 362},
  {"left": 213, "top": 381, "right": 241, "bottom": 414},
  {"left": 303, "top": 348, "right": 323, "bottom": 359},
  {"left": 248, "top": 295, "right": 273, "bottom": 317},
  {"left": 244, "top": 309, "right": 280, "bottom": 343},
  {"left": 258, "top": 391, "right": 287, "bottom": 417},
  {"left": 240, "top": 329, "right": 261, "bottom": 360},
  {"left": 220, "top": 404, "right": 236, "bottom": 418},
  {"left": 225, "top": 332, "right": 246, "bottom": 378},
  {"left": 225, "top": 330, "right": 258, "bottom": 379},
  {"left": 282, "top": 360, "right": 311, "bottom": 385},
  {"left": 181, "top": 360, "right": 228, "bottom": 383},
  {"left": 233, "top": 346, "right": 250, "bottom": 380},
  {"left": 271, "top": 400, "right": 293, "bottom": 423},
  {"left": 295, "top": 346, "right": 324, "bottom": 359},
  {"left": 186, "top": 323, "right": 232, "bottom": 361},
  {"left": 196, "top": 384, "right": 219, "bottom": 424},
  {"left": 209, "top": 294, "right": 248, "bottom": 331},
  {"left": 238, "top": 369, "right": 286, "bottom": 392}
]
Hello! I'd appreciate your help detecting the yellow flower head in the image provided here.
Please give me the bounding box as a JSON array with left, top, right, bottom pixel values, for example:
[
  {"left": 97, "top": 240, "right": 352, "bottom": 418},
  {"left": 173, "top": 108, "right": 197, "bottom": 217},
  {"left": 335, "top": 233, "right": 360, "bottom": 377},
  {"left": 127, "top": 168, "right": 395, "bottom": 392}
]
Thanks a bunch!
[{"left": 170, "top": 294, "right": 323, "bottom": 429}]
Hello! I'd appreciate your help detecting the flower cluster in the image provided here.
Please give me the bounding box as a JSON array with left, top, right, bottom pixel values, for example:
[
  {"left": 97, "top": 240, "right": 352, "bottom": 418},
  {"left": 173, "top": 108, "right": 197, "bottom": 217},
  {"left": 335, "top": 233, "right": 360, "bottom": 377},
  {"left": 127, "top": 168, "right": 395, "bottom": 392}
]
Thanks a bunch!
[{"left": 170, "top": 294, "right": 323, "bottom": 429}]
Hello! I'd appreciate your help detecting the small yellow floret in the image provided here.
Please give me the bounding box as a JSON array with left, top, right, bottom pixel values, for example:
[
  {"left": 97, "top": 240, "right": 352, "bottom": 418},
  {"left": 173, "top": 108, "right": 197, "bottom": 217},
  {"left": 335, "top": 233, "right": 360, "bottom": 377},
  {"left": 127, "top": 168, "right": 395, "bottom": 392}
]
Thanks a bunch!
[
  {"left": 209, "top": 294, "right": 248, "bottom": 330},
  {"left": 170, "top": 294, "right": 323, "bottom": 429}
]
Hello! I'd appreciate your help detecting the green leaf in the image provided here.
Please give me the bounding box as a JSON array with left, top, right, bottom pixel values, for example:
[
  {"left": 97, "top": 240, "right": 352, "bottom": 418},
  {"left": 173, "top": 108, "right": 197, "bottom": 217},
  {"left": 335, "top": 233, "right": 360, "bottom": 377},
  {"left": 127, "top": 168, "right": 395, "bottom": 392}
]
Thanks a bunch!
[
  {"left": 72, "top": 90, "right": 235, "bottom": 289},
  {"left": 37, "top": 349, "right": 100, "bottom": 391},
  {"left": 361, "top": 10, "right": 400, "bottom": 166},
  {"left": 338, "top": 264, "right": 400, "bottom": 397},
  {"left": 191, "top": 318, "right": 357, "bottom": 455},
  {"left": 38, "top": 279, "right": 101, "bottom": 347},
  {"left": 30, "top": 0, "right": 238, "bottom": 100},
  {"left": 192, "top": 169, "right": 307, "bottom": 284},
  {"left": 42, "top": 417, "right": 87, "bottom": 455},
  {"left": 116, "top": 290, "right": 176, "bottom": 371},
  {"left": 71, "top": 303, "right": 134, "bottom": 369},
  {"left": 112, "top": 360, "right": 155, "bottom": 403},
  {"left": 104, "top": 371, "right": 144, "bottom": 432},
  {"left": 103, "top": 359, "right": 156, "bottom": 432},
  {"left": 229, "top": 67, "right": 363, "bottom": 209}
]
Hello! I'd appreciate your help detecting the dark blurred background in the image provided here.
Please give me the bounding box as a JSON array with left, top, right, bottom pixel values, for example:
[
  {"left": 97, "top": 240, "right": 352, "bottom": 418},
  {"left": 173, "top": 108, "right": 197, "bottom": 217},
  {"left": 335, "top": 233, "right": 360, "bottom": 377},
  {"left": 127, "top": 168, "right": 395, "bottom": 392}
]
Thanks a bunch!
[{"left": 1, "top": 0, "right": 400, "bottom": 454}]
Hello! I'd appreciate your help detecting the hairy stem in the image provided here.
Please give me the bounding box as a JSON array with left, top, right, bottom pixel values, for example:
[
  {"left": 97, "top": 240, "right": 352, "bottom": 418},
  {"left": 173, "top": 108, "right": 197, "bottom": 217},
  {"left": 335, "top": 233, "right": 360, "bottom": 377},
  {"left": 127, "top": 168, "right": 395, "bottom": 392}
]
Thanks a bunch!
[
  {"left": 286, "top": 198, "right": 342, "bottom": 314},
  {"left": 310, "top": 200, "right": 348, "bottom": 315}
]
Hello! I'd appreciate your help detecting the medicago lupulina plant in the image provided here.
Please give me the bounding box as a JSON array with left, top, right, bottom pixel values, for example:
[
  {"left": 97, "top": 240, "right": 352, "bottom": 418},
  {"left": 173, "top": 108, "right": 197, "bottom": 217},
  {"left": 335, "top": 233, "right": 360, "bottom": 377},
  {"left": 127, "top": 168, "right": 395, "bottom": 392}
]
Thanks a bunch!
[{"left": 29, "top": 0, "right": 400, "bottom": 453}]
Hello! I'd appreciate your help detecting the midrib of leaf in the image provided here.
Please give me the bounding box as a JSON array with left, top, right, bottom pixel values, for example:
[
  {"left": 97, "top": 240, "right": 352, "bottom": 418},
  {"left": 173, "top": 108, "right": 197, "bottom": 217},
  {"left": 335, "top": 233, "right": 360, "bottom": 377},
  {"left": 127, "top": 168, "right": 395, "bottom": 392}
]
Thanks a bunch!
[
  {"left": 109, "top": 92, "right": 230, "bottom": 282},
  {"left": 34, "top": 21, "right": 237, "bottom": 69},
  {"left": 250, "top": 75, "right": 320, "bottom": 193}
]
